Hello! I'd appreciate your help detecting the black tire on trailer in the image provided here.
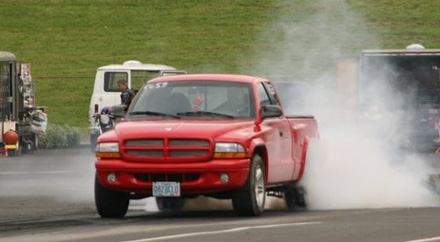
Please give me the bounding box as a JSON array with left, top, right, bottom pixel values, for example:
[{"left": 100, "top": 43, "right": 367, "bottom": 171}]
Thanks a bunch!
[
  {"left": 285, "top": 183, "right": 306, "bottom": 210},
  {"left": 94, "top": 174, "right": 129, "bottom": 218},
  {"left": 232, "top": 154, "right": 266, "bottom": 216},
  {"left": 156, "top": 197, "right": 186, "bottom": 211}
]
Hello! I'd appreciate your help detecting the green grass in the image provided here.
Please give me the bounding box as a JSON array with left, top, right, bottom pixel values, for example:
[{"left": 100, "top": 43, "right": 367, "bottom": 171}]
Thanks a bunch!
[
  {"left": 349, "top": 0, "right": 440, "bottom": 49},
  {"left": 0, "top": 0, "right": 439, "bottom": 128}
]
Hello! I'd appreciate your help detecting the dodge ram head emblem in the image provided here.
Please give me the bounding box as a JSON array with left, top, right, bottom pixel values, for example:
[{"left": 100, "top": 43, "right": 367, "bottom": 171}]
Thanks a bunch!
[{"left": 164, "top": 127, "right": 173, "bottom": 131}]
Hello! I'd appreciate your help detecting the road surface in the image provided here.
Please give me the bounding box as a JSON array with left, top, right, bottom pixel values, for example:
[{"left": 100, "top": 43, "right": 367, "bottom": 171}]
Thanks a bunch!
[{"left": 1, "top": 149, "right": 440, "bottom": 242}]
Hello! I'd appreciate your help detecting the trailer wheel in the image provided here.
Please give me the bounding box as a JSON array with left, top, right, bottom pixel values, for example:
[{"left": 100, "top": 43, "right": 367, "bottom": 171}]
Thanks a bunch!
[
  {"left": 285, "top": 184, "right": 306, "bottom": 210},
  {"left": 156, "top": 197, "right": 185, "bottom": 211},
  {"left": 232, "top": 154, "right": 265, "bottom": 216},
  {"left": 94, "top": 174, "right": 129, "bottom": 218}
]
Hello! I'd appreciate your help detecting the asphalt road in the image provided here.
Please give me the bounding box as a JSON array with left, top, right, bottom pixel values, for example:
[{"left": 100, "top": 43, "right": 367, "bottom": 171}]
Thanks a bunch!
[{"left": 1, "top": 148, "right": 440, "bottom": 242}]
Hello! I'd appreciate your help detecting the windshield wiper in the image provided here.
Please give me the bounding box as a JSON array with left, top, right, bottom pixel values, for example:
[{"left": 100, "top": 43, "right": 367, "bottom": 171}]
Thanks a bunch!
[
  {"left": 128, "top": 111, "right": 181, "bottom": 119},
  {"left": 177, "top": 111, "right": 235, "bottom": 119}
]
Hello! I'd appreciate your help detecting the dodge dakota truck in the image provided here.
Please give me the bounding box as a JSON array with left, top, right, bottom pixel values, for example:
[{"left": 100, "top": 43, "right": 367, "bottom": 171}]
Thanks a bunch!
[{"left": 94, "top": 74, "right": 319, "bottom": 218}]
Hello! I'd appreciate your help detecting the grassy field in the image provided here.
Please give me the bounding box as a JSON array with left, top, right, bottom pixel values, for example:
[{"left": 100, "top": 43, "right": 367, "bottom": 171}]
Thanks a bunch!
[{"left": 0, "top": 0, "right": 439, "bottom": 129}]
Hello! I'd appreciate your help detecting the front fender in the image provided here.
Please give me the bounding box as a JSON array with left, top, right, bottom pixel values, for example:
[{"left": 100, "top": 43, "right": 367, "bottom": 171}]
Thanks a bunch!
[{"left": 248, "top": 138, "right": 265, "bottom": 158}]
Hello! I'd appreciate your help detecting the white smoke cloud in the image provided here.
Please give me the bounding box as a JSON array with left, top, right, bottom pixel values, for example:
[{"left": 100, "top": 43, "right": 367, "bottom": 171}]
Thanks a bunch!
[{"left": 245, "top": 0, "right": 440, "bottom": 209}]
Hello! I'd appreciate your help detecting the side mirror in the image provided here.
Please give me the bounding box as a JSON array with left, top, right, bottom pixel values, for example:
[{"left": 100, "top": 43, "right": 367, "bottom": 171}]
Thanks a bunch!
[
  {"left": 109, "top": 104, "right": 127, "bottom": 118},
  {"left": 261, "top": 105, "right": 283, "bottom": 119}
]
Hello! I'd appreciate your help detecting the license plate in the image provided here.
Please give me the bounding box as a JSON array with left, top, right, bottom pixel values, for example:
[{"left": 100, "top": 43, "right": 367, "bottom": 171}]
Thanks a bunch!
[{"left": 152, "top": 182, "right": 181, "bottom": 197}]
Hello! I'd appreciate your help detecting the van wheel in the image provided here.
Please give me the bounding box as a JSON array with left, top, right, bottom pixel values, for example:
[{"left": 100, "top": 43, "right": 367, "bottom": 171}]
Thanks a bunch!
[
  {"left": 232, "top": 154, "right": 265, "bottom": 216},
  {"left": 156, "top": 197, "right": 185, "bottom": 211},
  {"left": 285, "top": 184, "right": 306, "bottom": 210},
  {"left": 94, "top": 174, "right": 129, "bottom": 218}
]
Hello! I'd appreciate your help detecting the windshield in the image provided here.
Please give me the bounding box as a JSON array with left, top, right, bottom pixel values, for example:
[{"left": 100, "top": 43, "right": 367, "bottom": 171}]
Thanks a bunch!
[{"left": 128, "top": 80, "right": 255, "bottom": 119}]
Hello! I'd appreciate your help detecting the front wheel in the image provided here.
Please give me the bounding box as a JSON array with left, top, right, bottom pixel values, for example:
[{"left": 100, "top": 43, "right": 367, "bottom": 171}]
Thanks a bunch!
[
  {"left": 94, "top": 174, "right": 129, "bottom": 218},
  {"left": 232, "top": 154, "right": 266, "bottom": 216}
]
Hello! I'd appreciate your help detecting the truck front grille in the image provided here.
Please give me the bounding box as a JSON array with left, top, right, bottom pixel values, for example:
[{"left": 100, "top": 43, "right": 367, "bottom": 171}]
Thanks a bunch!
[
  {"left": 123, "top": 138, "right": 212, "bottom": 161},
  {"left": 126, "top": 150, "right": 164, "bottom": 157}
]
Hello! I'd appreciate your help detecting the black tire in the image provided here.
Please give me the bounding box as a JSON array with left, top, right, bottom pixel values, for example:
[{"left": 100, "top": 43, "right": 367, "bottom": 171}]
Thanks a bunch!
[
  {"left": 7, "top": 149, "right": 16, "bottom": 157},
  {"left": 232, "top": 154, "right": 266, "bottom": 216},
  {"left": 94, "top": 174, "right": 129, "bottom": 218},
  {"left": 285, "top": 184, "right": 306, "bottom": 210},
  {"left": 21, "top": 135, "right": 36, "bottom": 154},
  {"left": 20, "top": 138, "right": 30, "bottom": 155},
  {"left": 156, "top": 197, "right": 185, "bottom": 211}
]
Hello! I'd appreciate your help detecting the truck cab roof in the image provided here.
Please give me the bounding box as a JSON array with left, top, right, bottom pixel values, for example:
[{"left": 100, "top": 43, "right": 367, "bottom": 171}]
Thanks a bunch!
[
  {"left": 362, "top": 49, "right": 440, "bottom": 56},
  {"left": 97, "top": 60, "right": 176, "bottom": 71},
  {"left": 148, "top": 73, "right": 269, "bottom": 84}
]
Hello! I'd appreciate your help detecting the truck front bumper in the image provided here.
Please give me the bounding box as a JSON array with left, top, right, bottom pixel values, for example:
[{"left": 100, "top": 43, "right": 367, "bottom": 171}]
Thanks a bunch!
[{"left": 95, "top": 158, "right": 250, "bottom": 195}]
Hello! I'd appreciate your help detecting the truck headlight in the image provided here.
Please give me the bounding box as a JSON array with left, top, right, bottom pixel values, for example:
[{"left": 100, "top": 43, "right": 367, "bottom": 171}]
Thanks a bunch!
[
  {"left": 214, "top": 143, "right": 247, "bottom": 158},
  {"left": 95, "top": 142, "right": 121, "bottom": 158}
]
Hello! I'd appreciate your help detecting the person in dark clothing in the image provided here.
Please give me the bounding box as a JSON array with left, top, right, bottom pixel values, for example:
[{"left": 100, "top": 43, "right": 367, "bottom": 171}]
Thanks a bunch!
[{"left": 117, "top": 79, "right": 135, "bottom": 110}]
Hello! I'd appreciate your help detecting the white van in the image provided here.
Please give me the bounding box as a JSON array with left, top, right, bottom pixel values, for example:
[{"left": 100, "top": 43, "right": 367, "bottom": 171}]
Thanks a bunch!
[{"left": 89, "top": 60, "right": 184, "bottom": 147}]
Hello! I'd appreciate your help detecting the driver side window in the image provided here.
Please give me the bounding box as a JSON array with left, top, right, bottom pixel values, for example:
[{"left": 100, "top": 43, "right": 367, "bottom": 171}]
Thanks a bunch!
[{"left": 257, "top": 83, "right": 271, "bottom": 106}]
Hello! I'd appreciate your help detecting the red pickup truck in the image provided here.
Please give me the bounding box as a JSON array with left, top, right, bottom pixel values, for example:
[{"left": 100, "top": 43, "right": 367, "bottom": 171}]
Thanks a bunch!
[{"left": 94, "top": 74, "right": 319, "bottom": 218}]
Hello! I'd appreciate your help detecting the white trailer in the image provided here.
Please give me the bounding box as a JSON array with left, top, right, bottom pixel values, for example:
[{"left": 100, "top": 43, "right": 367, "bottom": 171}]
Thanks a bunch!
[{"left": 89, "top": 60, "right": 185, "bottom": 149}]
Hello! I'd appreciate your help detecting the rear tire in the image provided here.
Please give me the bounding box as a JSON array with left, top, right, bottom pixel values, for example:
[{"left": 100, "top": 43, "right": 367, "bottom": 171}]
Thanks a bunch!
[
  {"left": 285, "top": 184, "right": 306, "bottom": 210},
  {"left": 94, "top": 174, "right": 129, "bottom": 218},
  {"left": 156, "top": 197, "right": 185, "bottom": 211},
  {"left": 232, "top": 154, "right": 266, "bottom": 216}
]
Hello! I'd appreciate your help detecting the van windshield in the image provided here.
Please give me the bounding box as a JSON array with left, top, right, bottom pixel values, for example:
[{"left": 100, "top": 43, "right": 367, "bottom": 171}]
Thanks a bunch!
[{"left": 128, "top": 81, "right": 255, "bottom": 119}]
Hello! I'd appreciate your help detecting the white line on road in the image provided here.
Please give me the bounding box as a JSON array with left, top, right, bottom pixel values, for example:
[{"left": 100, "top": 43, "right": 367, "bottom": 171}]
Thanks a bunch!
[
  {"left": 122, "top": 221, "right": 322, "bottom": 242},
  {"left": 0, "top": 171, "right": 76, "bottom": 175},
  {"left": 403, "top": 237, "right": 440, "bottom": 242}
]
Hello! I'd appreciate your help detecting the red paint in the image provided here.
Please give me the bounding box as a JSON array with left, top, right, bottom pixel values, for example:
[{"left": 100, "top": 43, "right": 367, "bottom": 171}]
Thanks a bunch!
[{"left": 95, "top": 74, "right": 319, "bottom": 196}]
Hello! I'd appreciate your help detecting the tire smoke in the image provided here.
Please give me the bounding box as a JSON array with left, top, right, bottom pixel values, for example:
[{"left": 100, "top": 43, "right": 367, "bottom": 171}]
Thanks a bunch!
[{"left": 244, "top": 0, "right": 440, "bottom": 209}]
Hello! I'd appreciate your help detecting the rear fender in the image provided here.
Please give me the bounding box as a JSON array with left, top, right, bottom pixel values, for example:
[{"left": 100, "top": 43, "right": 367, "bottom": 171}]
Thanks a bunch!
[{"left": 296, "top": 137, "right": 309, "bottom": 181}]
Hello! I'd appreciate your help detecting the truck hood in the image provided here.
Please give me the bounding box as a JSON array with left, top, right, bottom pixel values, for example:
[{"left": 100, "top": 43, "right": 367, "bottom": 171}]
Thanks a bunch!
[{"left": 114, "top": 119, "right": 255, "bottom": 141}]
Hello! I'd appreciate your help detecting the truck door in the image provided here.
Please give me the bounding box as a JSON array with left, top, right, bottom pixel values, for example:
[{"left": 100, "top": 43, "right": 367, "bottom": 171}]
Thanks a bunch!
[{"left": 258, "top": 82, "right": 294, "bottom": 183}]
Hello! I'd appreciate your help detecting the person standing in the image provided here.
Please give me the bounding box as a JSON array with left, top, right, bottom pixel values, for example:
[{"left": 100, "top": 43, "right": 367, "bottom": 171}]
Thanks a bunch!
[{"left": 117, "top": 79, "right": 135, "bottom": 109}]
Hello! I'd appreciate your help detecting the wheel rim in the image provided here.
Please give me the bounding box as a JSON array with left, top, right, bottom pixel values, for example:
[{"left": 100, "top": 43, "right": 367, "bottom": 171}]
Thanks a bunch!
[{"left": 255, "top": 165, "right": 265, "bottom": 207}]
